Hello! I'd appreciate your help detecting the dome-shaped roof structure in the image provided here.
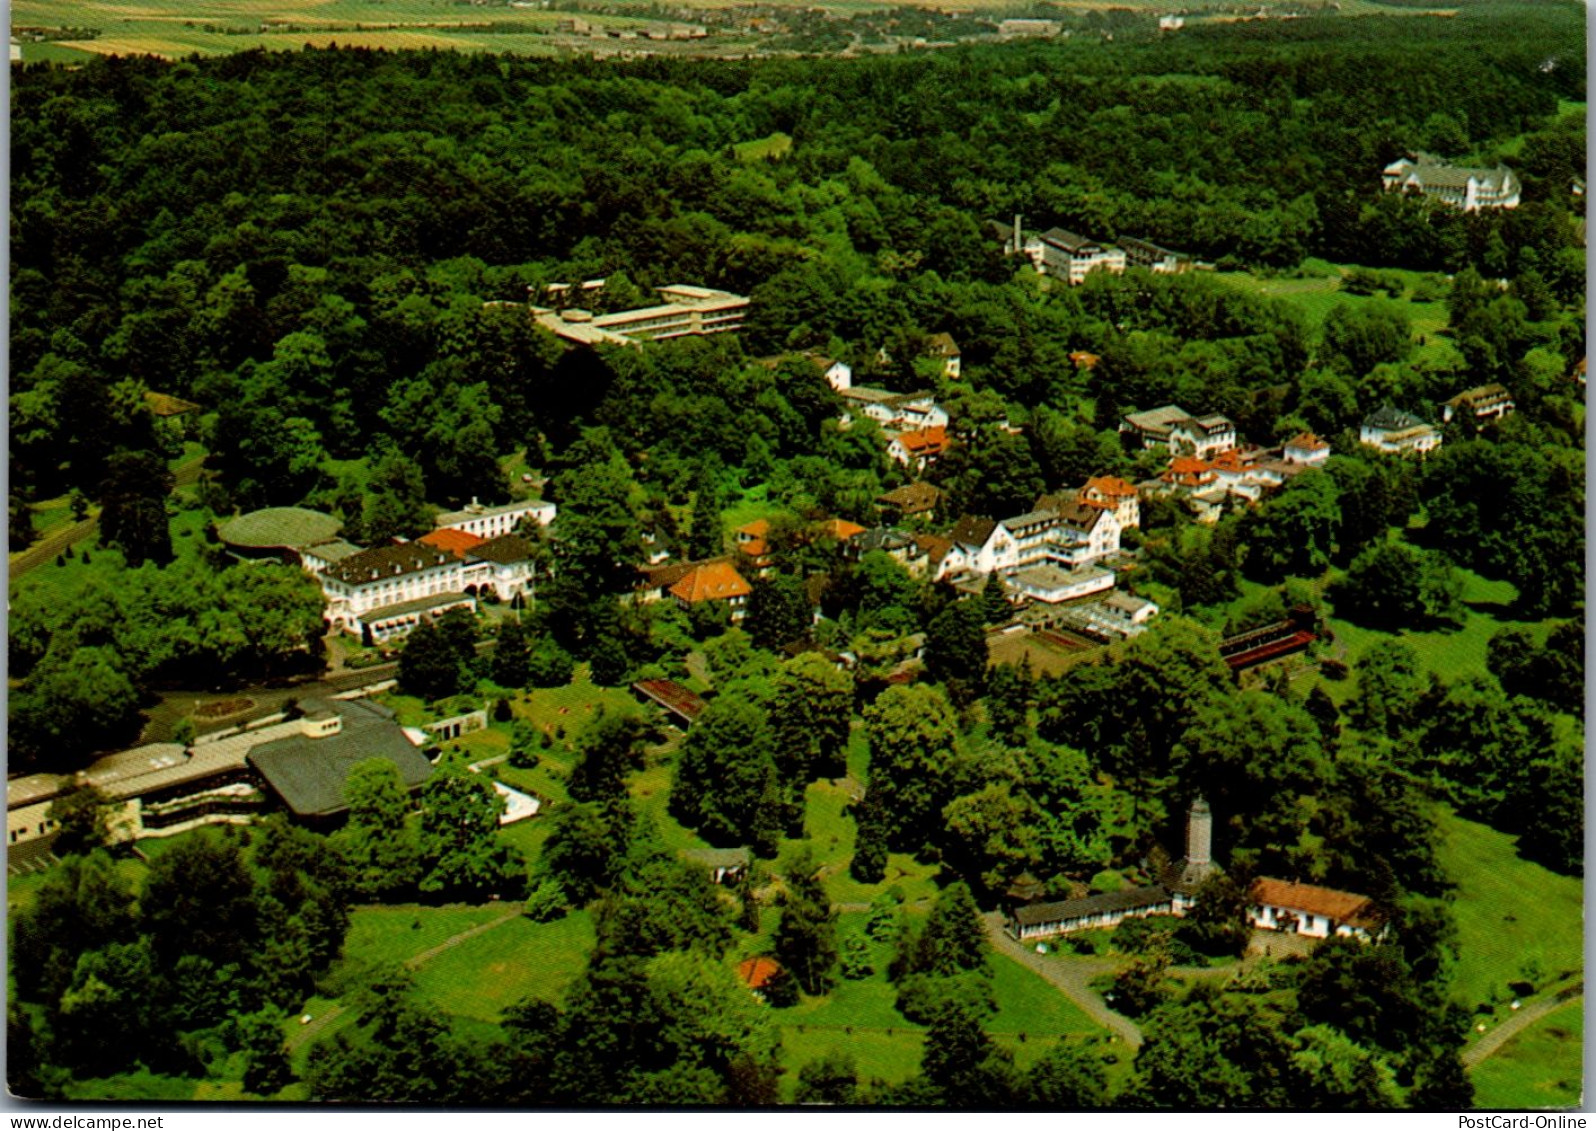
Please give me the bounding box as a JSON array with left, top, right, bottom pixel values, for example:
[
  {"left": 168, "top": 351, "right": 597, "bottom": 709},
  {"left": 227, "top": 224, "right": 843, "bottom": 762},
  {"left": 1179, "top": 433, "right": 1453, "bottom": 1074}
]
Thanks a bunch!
[{"left": 218, "top": 507, "right": 342, "bottom": 551}]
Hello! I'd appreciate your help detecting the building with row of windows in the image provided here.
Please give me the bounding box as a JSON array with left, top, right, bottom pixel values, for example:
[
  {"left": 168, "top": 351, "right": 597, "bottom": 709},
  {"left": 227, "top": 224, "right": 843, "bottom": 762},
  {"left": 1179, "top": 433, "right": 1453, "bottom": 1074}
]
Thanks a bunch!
[{"left": 529, "top": 284, "right": 750, "bottom": 346}]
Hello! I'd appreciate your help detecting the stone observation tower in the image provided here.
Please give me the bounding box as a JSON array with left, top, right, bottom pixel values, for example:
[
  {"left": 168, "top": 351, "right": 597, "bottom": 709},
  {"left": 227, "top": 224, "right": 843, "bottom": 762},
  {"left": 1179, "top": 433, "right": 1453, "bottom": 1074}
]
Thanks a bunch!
[{"left": 1164, "top": 796, "right": 1220, "bottom": 910}]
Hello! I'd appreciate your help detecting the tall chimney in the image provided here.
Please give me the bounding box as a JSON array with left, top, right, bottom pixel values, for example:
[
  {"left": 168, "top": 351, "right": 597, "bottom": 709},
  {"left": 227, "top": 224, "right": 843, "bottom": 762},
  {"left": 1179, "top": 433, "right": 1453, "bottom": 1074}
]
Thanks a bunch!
[
  {"left": 1013, "top": 213, "right": 1023, "bottom": 254},
  {"left": 1187, "top": 797, "right": 1212, "bottom": 867}
]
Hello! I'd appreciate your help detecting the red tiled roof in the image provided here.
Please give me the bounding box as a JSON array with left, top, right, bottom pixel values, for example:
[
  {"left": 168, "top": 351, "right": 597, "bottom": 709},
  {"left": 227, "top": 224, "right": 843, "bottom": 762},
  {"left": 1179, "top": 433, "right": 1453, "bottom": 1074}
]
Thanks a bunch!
[
  {"left": 1285, "top": 432, "right": 1329, "bottom": 452},
  {"left": 895, "top": 426, "right": 948, "bottom": 455},
  {"left": 1168, "top": 456, "right": 1212, "bottom": 476},
  {"left": 420, "top": 528, "right": 486, "bottom": 557},
  {"left": 1249, "top": 878, "right": 1383, "bottom": 929},
  {"left": 737, "top": 956, "right": 782, "bottom": 990},
  {"left": 737, "top": 519, "right": 770, "bottom": 539},
  {"left": 1083, "top": 475, "right": 1137, "bottom": 499},
  {"left": 670, "top": 560, "right": 752, "bottom": 604},
  {"left": 816, "top": 518, "right": 867, "bottom": 542}
]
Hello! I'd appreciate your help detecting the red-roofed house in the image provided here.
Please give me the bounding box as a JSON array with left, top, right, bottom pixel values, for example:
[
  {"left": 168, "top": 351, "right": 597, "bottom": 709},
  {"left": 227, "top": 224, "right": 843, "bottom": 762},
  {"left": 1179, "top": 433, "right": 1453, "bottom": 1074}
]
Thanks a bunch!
[
  {"left": 737, "top": 956, "right": 782, "bottom": 993},
  {"left": 813, "top": 517, "right": 867, "bottom": 544},
  {"left": 735, "top": 519, "right": 774, "bottom": 576},
  {"left": 420, "top": 528, "right": 486, "bottom": 558},
  {"left": 887, "top": 425, "right": 950, "bottom": 470},
  {"left": 1078, "top": 476, "right": 1140, "bottom": 529},
  {"left": 1163, "top": 456, "right": 1216, "bottom": 489},
  {"left": 670, "top": 560, "right": 752, "bottom": 620},
  {"left": 1283, "top": 432, "right": 1331, "bottom": 466},
  {"left": 1248, "top": 878, "right": 1386, "bottom": 941}
]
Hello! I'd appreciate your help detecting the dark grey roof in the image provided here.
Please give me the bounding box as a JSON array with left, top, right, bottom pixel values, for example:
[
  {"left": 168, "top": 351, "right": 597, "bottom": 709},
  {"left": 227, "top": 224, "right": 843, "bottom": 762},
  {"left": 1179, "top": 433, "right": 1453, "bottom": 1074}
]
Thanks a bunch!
[
  {"left": 1040, "top": 227, "right": 1102, "bottom": 254},
  {"left": 856, "top": 526, "right": 914, "bottom": 554},
  {"left": 326, "top": 542, "right": 460, "bottom": 587},
  {"left": 950, "top": 514, "right": 998, "bottom": 549},
  {"left": 470, "top": 533, "right": 537, "bottom": 564},
  {"left": 1013, "top": 885, "right": 1172, "bottom": 926},
  {"left": 1363, "top": 405, "right": 1432, "bottom": 432},
  {"left": 1120, "top": 235, "right": 1180, "bottom": 259},
  {"left": 247, "top": 698, "right": 433, "bottom": 818}
]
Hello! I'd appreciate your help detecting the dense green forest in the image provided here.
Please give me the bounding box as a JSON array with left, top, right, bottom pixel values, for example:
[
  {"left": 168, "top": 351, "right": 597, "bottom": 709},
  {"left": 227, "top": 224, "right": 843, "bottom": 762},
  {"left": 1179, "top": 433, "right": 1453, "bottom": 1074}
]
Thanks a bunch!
[{"left": 8, "top": 2, "right": 1586, "bottom": 1109}]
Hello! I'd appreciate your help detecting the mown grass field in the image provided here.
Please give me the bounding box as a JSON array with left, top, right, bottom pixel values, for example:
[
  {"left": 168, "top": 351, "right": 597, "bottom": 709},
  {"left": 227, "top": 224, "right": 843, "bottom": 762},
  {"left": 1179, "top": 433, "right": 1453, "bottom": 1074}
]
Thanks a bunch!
[
  {"left": 1436, "top": 809, "right": 1583, "bottom": 1014},
  {"left": 734, "top": 132, "right": 793, "bottom": 162},
  {"left": 1326, "top": 567, "right": 1547, "bottom": 688},
  {"left": 1469, "top": 998, "right": 1585, "bottom": 1110},
  {"left": 769, "top": 909, "right": 1114, "bottom": 1097},
  {"left": 411, "top": 911, "right": 596, "bottom": 1019},
  {"left": 342, "top": 904, "right": 512, "bottom": 969},
  {"left": 1216, "top": 258, "right": 1460, "bottom": 368}
]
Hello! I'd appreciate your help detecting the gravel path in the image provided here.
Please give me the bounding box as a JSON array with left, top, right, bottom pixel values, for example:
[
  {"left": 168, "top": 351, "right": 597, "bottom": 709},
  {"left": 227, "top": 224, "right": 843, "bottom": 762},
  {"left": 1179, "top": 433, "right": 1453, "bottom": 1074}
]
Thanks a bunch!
[{"left": 981, "top": 912, "right": 1143, "bottom": 1049}]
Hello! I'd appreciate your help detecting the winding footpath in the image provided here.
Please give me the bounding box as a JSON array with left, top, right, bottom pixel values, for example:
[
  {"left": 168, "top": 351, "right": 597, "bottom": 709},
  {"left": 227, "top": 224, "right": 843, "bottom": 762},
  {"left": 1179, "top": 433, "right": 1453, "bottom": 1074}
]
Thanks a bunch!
[
  {"left": 1461, "top": 983, "right": 1583, "bottom": 1068},
  {"left": 285, "top": 904, "right": 524, "bottom": 1054},
  {"left": 980, "top": 912, "right": 1143, "bottom": 1049}
]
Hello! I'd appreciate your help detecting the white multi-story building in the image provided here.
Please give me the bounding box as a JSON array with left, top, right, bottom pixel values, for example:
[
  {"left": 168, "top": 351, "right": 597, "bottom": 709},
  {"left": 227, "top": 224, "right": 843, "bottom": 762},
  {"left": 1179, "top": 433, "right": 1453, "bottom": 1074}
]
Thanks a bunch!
[
  {"left": 937, "top": 499, "right": 1122, "bottom": 581},
  {"left": 1360, "top": 406, "right": 1441, "bottom": 456},
  {"left": 319, "top": 543, "right": 478, "bottom": 642},
  {"left": 1382, "top": 155, "right": 1520, "bottom": 212},
  {"left": 529, "top": 284, "right": 749, "bottom": 346},
  {"left": 1038, "top": 228, "right": 1126, "bottom": 284},
  {"left": 435, "top": 498, "right": 556, "bottom": 540},
  {"left": 839, "top": 386, "right": 948, "bottom": 431}
]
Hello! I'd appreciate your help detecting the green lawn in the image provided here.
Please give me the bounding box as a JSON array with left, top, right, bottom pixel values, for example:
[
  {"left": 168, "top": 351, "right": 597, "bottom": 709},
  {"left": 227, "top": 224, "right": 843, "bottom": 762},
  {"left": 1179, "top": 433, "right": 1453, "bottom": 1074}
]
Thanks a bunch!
[
  {"left": 1329, "top": 568, "right": 1546, "bottom": 687},
  {"left": 734, "top": 132, "right": 793, "bottom": 162},
  {"left": 720, "top": 483, "right": 791, "bottom": 536},
  {"left": 11, "top": 505, "right": 212, "bottom": 605},
  {"left": 342, "top": 905, "right": 513, "bottom": 970},
  {"left": 1436, "top": 809, "right": 1583, "bottom": 1013},
  {"left": 988, "top": 951, "right": 1102, "bottom": 1037},
  {"left": 513, "top": 666, "right": 638, "bottom": 738},
  {"left": 1215, "top": 259, "right": 1457, "bottom": 367},
  {"left": 411, "top": 911, "right": 596, "bottom": 1020},
  {"left": 61, "top": 1070, "right": 200, "bottom": 1102},
  {"left": 1469, "top": 998, "right": 1585, "bottom": 1110}
]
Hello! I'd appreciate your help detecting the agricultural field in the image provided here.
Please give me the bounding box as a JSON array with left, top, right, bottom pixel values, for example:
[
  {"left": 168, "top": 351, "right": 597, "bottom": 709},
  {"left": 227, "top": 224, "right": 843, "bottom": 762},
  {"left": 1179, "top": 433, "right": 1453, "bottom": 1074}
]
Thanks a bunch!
[{"left": 10, "top": 0, "right": 1462, "bottom": 62}]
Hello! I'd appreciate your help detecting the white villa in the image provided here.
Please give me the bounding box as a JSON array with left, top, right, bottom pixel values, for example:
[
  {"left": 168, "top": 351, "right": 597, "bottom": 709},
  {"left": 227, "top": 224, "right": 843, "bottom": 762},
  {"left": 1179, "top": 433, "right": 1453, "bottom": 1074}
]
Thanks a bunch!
[
  {"left": 938, "top": 498, "right": 1122, "bottom": 582},
  {"left": 1360, "top": 406, "right": 1441, "bottom": 456}
]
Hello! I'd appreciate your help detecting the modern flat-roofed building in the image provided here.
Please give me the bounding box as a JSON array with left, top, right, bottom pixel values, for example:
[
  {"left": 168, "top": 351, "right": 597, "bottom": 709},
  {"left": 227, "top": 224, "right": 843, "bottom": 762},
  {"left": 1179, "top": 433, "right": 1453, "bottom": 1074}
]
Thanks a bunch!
[
  {"left": 1119, "top": 235, "right": 1193, "bottom": 274},
  {"left": 531, "top": 285, "right": 749, "bottom": 346}
]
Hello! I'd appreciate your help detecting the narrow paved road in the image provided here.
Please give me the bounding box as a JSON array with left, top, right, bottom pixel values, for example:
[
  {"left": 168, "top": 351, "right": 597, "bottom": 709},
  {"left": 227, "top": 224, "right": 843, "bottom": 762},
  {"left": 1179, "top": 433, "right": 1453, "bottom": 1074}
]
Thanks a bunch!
[
  {"left": 286, "top": 904, "right": 524, "bottom": 1054},
  {"left": 1462, "top": 984, "right": 1583, "bottom": 1067},
  {"left": 981, "top": 912, "right": 1143, "bottom": 1049}
]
